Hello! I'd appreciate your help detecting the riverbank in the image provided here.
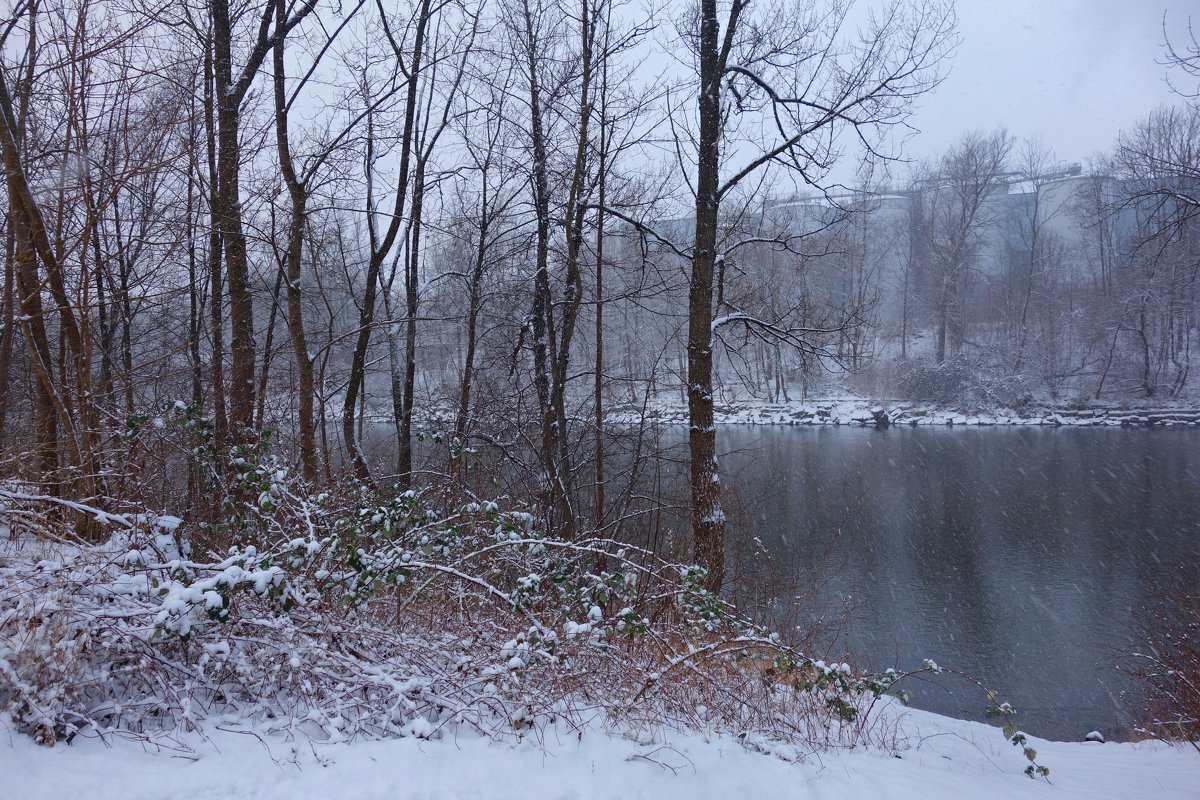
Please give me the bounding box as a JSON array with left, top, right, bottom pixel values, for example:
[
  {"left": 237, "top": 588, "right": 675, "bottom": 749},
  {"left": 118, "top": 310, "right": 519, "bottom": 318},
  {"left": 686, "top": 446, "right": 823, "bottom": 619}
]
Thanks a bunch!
[
  {"left": 4, "top": 704, "right": 1197, "bottom": 799},
  {"left": 606, "top": 396, "right": 1200, "bottom": 427}
]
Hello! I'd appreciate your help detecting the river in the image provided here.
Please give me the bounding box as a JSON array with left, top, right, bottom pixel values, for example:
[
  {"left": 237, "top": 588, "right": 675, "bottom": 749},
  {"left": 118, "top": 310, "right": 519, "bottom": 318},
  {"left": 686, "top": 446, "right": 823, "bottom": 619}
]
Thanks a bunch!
[{"left": 714, "top": 424, "right": 1199, "bottom": 742}]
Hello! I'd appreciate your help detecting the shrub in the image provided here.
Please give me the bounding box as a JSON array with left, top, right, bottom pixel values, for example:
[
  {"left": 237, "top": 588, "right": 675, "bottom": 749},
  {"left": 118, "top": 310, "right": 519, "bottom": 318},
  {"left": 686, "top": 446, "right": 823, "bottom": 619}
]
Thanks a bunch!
[
  {"left": 896, "top": 356, "right": 1028, "bottom": 410},
  {"left": 1128, "top": 570, "right": 1200, "bottom": 751},
  {"left": 0, "top": 479, "right": 913, "bottom": 753}
]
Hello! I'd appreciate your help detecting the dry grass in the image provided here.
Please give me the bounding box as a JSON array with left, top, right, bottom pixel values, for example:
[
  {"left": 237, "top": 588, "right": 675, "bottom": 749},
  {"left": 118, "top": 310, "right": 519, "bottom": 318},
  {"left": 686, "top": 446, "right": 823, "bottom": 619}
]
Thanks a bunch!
[{"left": 1129, "top": 570, "right": 1200, "bottom": 751}]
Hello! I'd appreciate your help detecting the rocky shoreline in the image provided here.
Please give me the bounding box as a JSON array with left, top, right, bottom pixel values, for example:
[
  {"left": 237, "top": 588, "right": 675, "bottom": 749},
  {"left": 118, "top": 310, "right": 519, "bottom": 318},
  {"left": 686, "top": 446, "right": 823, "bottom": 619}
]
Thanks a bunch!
[{"left": 606, "top": 400, "right": 1200, "bottom": 428}]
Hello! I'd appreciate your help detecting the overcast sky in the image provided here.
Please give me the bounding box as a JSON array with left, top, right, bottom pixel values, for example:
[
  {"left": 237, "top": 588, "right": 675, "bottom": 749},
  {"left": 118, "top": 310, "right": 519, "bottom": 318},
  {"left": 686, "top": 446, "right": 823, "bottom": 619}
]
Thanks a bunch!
[{"left": 901, "top": 0, "right": 1197, "bottom": 165}]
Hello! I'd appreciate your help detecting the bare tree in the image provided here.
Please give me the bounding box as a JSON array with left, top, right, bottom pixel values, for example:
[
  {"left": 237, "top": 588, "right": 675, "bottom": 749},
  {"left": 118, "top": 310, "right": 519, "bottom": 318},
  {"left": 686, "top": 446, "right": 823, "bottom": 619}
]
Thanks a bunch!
[
  {"left": 271, "top": 0, "right": 372, "bottom": 483},
  {"left": 208, "top": 0, "right": 317, "bottom": 443},
  {"left": 0, "top": 0, "right": 175, "bottom": 519},
  {"left": 910, "top": 128, "right": 1013, "bottom": 365},
  {"left": 1010, "top": 139, "right": 1076, "bottom": 373},
  {"left": 1115, "top": 105, "right": 1200, "bottom": 227},
  {"left": 1111, "top": 106, "right": 1200, "bottom": 397},
  {"left": 385, "top": 5, "right": 477, "bottom": 487},
  {"left": 681, "top": 0, "right": 954, "bottom": 590},
  {"left": 342, "top": 0, "right": 438, "bottom": 483},
  {"left": 1163, "top": 14, "right": 1200, "bottom": 99},
  {"left": 446, "top": 60, "right": 525, "bottom": 481}
]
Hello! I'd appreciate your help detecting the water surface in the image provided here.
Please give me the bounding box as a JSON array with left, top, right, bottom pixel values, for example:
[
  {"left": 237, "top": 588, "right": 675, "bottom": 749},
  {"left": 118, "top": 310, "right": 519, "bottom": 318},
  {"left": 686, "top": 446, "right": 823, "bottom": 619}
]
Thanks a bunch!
[{"left": 716, "top": 425, "right": 1199, "bottom": 741}]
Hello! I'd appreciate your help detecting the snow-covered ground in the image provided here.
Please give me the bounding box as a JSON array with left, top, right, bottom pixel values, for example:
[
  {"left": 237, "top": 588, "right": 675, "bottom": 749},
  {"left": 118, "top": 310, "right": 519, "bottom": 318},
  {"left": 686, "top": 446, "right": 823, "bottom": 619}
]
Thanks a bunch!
[{"left": 4, "top": 706, "right": 1197, "bottom": 800}]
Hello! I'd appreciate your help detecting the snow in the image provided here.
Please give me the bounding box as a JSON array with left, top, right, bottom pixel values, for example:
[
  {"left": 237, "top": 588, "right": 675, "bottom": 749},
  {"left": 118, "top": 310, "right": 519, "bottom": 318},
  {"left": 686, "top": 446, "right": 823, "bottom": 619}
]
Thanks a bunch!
[
  {"left": 154, "top": 516, "right": 182, "bottom": 534},
  {"left": 606, "top": 394, "right": 1200, "bottom": 429},
  {"left": 2, "top": 705, "right": 1197, "bottom": 799},
  {"left": 3, "top": 476, "right": 1195, "bottom": 799}
]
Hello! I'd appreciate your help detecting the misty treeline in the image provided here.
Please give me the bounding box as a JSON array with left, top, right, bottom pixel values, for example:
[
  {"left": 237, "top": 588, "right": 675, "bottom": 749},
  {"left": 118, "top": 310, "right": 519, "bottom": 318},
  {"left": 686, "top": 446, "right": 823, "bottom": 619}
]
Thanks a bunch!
[{"left": 0, "top": 0, "right": 1194, "bottom": 588}]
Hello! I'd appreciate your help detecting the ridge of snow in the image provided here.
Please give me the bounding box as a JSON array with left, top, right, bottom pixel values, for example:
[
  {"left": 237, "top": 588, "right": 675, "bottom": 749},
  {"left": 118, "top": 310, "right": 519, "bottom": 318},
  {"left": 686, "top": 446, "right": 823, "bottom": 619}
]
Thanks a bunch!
[{"left": 3, "top": 704, "right": 1197, "bottom": 799}]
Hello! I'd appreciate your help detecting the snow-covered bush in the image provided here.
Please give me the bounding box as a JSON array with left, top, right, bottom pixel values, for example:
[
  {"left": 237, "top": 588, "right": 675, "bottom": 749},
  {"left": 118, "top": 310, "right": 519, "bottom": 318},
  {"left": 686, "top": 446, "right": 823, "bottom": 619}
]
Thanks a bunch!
[
  {"left": 0, "top": 476, "right": 919, "bottom": 754},
  {"left": 896, "top": 356, "right": 1029, "bottom": 410}
]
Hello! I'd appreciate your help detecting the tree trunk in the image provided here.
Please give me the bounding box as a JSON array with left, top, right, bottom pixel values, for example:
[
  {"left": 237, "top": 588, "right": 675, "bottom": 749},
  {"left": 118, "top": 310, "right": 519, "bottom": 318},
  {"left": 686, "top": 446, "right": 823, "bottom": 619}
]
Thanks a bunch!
[
  {"left": 343, "top": 0, "right": 431, "bottom": 483},
  {"left": 520, "top": 0, "right": 567, "bottom": 531},
  {"left": 593, "top": 64, "right": 608, "bottom": 531},
  {"left": 0, "top": 61, "right": 102, "bottom": 520},
  {"left": 210, "top": 0, "right": 257, "bottom": 437},
  {"left": 452, "top": 198, "right": 488, "bottom": 481},
  {"left": 0, "top": 227, "right": 14, "bottom": 440},
  {"left": 255, "top": 260, "right": 285, "bottom": 430},
  {"left": 397, "top": 157, "right": 425, "bottom": 486},
  {"left": 186, "top": 130, "right": 205, "bottom": 508},
  {"left": 545, "top": 0, "right": 598, "bottom": 537},
  {"left": 210, "top": 0, "right": 320, "bottom": 440},
  {"left": 689, "top": 0, "right": 725, "bottom": 593},
  {"left": 203, "top": 42, "right": 228, "bottom": 457}
]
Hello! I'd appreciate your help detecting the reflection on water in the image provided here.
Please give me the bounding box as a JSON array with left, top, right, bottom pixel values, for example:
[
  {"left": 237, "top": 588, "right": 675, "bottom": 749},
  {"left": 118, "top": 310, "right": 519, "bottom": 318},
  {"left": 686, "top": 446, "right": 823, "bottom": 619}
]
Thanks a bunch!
[{"left": 716, "top": 425, "right": 1199, "bottom": 741}]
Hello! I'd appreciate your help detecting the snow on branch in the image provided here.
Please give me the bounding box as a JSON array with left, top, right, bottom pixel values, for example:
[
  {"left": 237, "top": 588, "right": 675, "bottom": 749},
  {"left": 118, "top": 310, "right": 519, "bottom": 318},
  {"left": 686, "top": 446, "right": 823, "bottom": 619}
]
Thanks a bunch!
[{"left": 711, "top": 308, "right": 852, "bottom": 363}]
